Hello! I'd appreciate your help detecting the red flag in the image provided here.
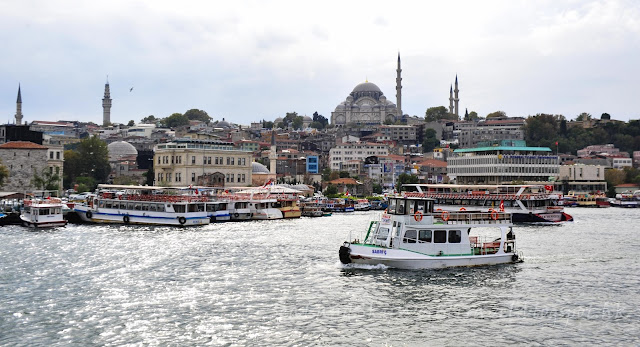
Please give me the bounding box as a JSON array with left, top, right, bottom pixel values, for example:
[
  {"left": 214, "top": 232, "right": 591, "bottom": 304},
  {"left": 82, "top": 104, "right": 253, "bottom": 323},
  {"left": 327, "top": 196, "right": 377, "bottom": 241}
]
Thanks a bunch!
[
  {"left": 544, "top": 185, "right": 553, "bottom": 192},
  {"left": 555, "top": 141, "right": 558, "bottom": 146},
  {"left": 499, "top": 200, "right": 504, "bottom": 211}
]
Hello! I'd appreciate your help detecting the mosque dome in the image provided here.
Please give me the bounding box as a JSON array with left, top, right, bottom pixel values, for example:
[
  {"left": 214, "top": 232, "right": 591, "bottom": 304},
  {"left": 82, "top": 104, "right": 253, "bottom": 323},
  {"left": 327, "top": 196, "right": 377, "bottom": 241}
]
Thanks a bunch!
[
  {"left": 352, "top": 82, "right": 382, "bottom": 93},
  {"left": 252, "top": 161, "right": 270, "bottom": 174},
  {"left": 108, "top": 141, "right": 138, "bottom": 161},
  {"left": 274, "top": 117, "right": 284, "bottom": 123},
  {"left": 216, "top": 118, "right": 231, "bottom": 128},
  {"left": 302, "top": 115, "right": 312, "bottom": 121}
]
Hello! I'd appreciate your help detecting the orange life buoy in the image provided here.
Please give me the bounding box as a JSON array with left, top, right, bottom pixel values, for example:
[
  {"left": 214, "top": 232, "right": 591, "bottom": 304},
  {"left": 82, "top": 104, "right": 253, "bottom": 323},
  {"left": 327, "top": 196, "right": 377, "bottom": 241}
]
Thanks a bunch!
[
  {"left": 442, "top": 210, "right": 450, "bottom": 221},
  {"left": 414, "top": 211, "right": 423, "bottom": 222},
  {"left": 491, "top": 210, "right": 499, "bottom": 220},
  {"left": 459, "top": 207, "right": 466, "bottom": 211}
]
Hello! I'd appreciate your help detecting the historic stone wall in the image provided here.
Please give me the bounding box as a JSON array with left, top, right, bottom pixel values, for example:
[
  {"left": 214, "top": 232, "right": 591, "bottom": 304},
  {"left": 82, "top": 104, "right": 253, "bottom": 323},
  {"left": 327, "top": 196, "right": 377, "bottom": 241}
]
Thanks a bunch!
[{"left": 0, "top": 149, "right": 48, "bottom": 192}]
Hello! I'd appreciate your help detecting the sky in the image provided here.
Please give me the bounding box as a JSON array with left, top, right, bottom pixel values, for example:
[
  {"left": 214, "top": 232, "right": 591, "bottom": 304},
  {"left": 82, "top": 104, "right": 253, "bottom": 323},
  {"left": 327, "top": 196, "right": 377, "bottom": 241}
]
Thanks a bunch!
[{"left": 1, "top": 0, "right": 639, "bottom": 125}]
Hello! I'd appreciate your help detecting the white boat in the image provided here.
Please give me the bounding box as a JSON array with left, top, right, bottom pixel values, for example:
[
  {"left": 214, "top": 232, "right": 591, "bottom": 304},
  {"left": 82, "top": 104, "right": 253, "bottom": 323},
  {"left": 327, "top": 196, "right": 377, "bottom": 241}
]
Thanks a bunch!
[
  {"left": 205, "top": 201, "right": 231, "bottom": 222},
  {"left": 301, "top": 202, "right": 324, "bottom": 217},
  {"left": 339, "top": 195, "right": 523, "bottom": 269},
  {"left": 403, "top": 184, "right": 573, "bottom": 223},
  {"left": 248, "top": 195, "right": 283, "bottom": 220},
  {"left": 73, "top": 184, "right": 210, "bottom": 226},
  {"left": 20, "top": 191, "right": 67, "bottom": 228},
  {"left": 354, "top": 199, "right": 371, "bottom": 211},
  {"left": 610, "top": 193, "right": 640, "bottom": 208},
  {"left": 227, "top": 200, "right": 253, "bottom": 221}
]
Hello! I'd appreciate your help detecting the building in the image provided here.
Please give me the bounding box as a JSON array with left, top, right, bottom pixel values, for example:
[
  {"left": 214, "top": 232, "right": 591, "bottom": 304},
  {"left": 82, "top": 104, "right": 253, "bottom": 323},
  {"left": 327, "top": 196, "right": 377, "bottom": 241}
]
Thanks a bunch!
[
  {"left": 0, "top": 141, "right": 63, "bottom": 192},
  {"left": 153, "top": 138, "right": 252, "bottom": 187},
  {"left": 329, "top": 142, "right": 389, "bottom": 172},
  {"left": 611, "top": 157, "right": 633, "bottom": 169},
  {"left": 102, "top": 79, "right": 112, "bottom": 126},
  {"left": 454, "top": 118, "right": 525, "bottom": 149},
  {"left": 558, "top": 163, "right": 607, "bottom": 193},
  {"left": 377, "top": 125, "right": 417, "bottom": 143},
  {"left": 415, "top": 159, "right": 448, "bottom": 183},
  {"left": 447, "top": 144, "right": 559, "bottom": 184},
  {"left": 577, "top": 144, "right": 620, "bottom": 157}
]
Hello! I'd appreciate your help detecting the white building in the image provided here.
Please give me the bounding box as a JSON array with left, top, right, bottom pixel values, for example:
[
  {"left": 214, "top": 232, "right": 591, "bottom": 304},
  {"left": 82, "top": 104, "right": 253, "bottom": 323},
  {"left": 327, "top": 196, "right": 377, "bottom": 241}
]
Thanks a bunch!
[
  {"left": 612, "top": 157, "right": 633, "bottom": 169},
  {"left": 329, "top": 142, "right": 389, "bottom": 171}
]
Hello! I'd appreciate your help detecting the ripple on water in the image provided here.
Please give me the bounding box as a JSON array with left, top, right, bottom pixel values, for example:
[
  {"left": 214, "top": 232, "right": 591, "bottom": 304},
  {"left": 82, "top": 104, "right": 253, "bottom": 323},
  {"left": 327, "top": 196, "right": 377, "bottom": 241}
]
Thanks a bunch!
[{"left": 0, "top": 209, "right": 639, "bottom": 345}]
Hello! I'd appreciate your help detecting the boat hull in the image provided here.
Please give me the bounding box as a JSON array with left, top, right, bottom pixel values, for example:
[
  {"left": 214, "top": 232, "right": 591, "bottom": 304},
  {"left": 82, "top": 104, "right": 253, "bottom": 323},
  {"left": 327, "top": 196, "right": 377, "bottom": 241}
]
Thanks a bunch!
[
  {"left": 73, "top": 206, "right": 209, "bottom": 226},
  {"left": 341, "top": 244, "right": 519, "bottom": 270}
]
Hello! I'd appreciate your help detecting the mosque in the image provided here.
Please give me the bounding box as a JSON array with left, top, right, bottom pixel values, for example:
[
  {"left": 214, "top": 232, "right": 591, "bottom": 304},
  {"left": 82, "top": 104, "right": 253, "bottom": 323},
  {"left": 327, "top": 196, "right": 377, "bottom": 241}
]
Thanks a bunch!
[{"left": 330, "top": 54, "right": 403, "bottom": 126}]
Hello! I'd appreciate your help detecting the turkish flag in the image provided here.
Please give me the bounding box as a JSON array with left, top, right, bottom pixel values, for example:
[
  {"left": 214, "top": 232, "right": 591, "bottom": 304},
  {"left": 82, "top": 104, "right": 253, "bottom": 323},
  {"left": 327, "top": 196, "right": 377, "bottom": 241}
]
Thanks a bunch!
[
  {"left": 544, "top": 185, "right": 553, "bottom": 192},
  {"left": 499, "top": 200, "right": 504, "bottom": 211}
]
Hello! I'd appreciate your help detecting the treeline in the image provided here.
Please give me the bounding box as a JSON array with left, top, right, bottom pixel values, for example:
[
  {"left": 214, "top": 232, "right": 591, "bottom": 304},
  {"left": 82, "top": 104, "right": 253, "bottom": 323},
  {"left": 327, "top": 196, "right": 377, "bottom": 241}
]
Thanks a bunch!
[{"left": 522, "top": 114, "right": 640, "bottom": 155}]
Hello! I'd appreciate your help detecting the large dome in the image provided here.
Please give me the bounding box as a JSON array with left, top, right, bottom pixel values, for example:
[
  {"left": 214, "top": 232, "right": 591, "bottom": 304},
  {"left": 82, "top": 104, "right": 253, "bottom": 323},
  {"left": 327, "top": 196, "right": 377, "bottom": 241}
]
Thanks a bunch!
[
  {"left": 352, "top": 82, "right": 382, "bottom": 93},
  {"left": 252, "top": 161, "right": 270, "bottom": 174},
  {"left": 108, "top": 141, "right": 137, "bottom": 161}
]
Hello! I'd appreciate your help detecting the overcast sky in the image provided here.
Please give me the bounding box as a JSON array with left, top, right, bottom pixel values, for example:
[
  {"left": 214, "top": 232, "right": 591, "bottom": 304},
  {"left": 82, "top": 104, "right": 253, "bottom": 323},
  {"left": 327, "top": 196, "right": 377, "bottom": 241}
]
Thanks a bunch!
[{"left": 1, "top": 0, "right": 639, "bottom": 125}]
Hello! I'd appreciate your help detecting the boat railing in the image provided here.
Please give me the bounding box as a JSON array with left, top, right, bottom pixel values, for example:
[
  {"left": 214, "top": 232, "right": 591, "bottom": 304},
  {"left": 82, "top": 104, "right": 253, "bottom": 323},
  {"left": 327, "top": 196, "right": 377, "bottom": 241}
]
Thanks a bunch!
[
  {"left": 432, "top": 211, "right": 511, "bottom": 225},
  {"left": 100, "top": 194, "right": 210, "bottom": 203},
  {"left": 469, "top": 236, "right": 508, "bottom": 255},
  {"left": 407, "top": 191, "right": 550, "bottom": 201}
]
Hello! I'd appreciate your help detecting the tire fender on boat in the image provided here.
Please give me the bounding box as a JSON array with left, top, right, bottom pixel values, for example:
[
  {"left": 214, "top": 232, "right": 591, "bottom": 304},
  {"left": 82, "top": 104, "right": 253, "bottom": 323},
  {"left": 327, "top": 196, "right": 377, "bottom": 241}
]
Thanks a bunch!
[
  {"left": 86, "top": 211, "right": 93, "bottom": 219},
  {"left": 178, "top": 217, "right": 186, "bottom": 225},
  {"left": 123, "top": 215, "right": 130, "bottom": 224},
  {"left": 512, "top": 253, "right": 519, "bottom": 262},
  {"left": 234, "top": 213, "right": 239, "bottom": 218},
  {"left": 339, "top": 242, "right": 352, "bottom": 264}
]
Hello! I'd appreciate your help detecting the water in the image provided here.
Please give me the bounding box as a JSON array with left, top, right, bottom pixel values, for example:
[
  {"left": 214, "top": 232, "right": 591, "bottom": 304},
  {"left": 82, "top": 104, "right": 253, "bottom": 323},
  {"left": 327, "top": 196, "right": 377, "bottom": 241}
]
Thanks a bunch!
[{"left": 1, "top": 208, "right": 639, "bottom": 346}]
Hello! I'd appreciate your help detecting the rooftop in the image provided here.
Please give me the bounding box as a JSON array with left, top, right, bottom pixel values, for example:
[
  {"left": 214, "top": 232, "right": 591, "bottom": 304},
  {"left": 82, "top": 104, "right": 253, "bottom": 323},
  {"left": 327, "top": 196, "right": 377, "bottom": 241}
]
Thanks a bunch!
[{"left": 0, "top": 141, "right": 48, "bottom": 149}]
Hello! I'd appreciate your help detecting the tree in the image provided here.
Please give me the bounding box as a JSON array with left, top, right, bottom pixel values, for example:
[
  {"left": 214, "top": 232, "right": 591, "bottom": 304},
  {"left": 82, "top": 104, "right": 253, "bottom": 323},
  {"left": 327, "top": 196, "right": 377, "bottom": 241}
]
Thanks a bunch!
[
  {"left": 321, "top": 167, "right": 331, "bottom": 182},
  {"left": 372, "top": 183, "right": 383, "bottom": 194},
  {"left": 425, "top": 106, "right": 452, "bottom": 122},
  {"left": 162, "top": 113, "right": 190, "bottom": 128},
  {"left": 75, "top": 176, "right": 97, "bottom": 192},
  {"left": 467, "top": 111, "right": 480, "bottom": 121},
  {"left": 601, "top": 113, "right": 611, "bottom": 120},
  {"left": 31, "top": 168, "right": 61, "bottom": 191},
  {"left": 127, "top": 120, "right": 135, "bottom": 126},
  {"left": 144, "top": 166, "right": 154, "bottom": 186},
  {"left": 63, "top": 136, "right": 110, "bottom": 188},
  {"left": 184, "top": 109, "right": 211, "bottom": 123},
  {"left": 339, "top": 171, "right": 350, "bottom": 178},
  {"left": 262, "top": 120, "right": 274, "bottom": 129},
  {"left": 312, "top": 111, "right": 328, "bottom": 129},
  {"left": 396, "top": 173, "right": 419, "bottom": 192},
  {"left": 423, "top": 128, "right": 439, "bottom": 153},
  {"left": 486, "top": 111, "right": 507, "bottom": 118},
  {"left": 0, "top": 160, "right": 9, "bottom": 187},
  {"left": 292, "top": 117, "right": 303, "bottom": 130},
  {"left": 324, "top": 184, "right": 338, "bottom": 198},
  {"left": 576, "top": 112, "right": 592, "bottom": 121},
  {"left": 141, "top": 115, "right": 157, "bottom": 124}
]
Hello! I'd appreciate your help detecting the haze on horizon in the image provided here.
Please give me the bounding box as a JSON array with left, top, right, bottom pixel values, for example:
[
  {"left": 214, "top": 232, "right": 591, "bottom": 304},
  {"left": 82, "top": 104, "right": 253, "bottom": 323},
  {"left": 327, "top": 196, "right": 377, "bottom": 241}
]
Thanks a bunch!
[{"left": 1, "top": 0, "right": 639, "bottom": 125}]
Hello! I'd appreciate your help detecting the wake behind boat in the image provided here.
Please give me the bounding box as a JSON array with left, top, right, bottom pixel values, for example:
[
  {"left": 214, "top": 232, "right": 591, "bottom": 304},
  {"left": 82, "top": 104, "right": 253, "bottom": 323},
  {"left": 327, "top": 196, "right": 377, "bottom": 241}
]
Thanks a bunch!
[{"left": 339, "top": 194, "right": 523, "bottom": 269}]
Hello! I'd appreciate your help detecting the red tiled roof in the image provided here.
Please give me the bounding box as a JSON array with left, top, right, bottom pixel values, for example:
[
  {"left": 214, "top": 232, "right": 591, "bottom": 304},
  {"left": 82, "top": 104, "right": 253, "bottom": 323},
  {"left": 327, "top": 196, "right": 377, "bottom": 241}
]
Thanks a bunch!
[
  {"left": 0, "top": 141, "right": 48, "bottom": 149},
  {"left": 416, "top": 159, "right": 447, "bottom": 167},
  {"left": 329, "top": 178, "right": 360, "bottom": 185}
]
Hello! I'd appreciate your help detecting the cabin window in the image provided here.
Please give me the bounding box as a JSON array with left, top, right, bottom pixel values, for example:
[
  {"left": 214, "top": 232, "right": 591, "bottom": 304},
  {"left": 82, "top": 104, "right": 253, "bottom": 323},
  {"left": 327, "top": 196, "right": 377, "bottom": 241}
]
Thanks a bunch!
[
  {"left": 127, "top": 202, "right": 135, "bottom": 210},
  {"left": 134, "top": 203, "right": 142, "bottom": 211},
  {"left": 403, "top": 229, "right": 417, "bottom": 243},
  {"left": 388, "top": 199, "right": 397, "bottom": 214},
  {"left": 434, "top": 230, "right": 447, "bottom": 243},
  {"left": 149, "top": 204, "right": 157, "bottom": 212},
  {"left": 105, "top": 201, "right": 113, "bottom": 209},
  {"left": 419, "top": 230, "right": 432, "bottom": 243},
  {"left": 397, "top": 200, "right": 406, "bottom": 215},
  {"left": 173, "top": 204, "right": 186, "bottom": 213},
  {"left": 157, "top": 204, "right": 166, "bottom": 212},
  {"left": 376, "top": 227, "right": 390, "bottom": 241},
  {"left": 141, "top": 204, "right": 149, "bottom": 211},
  {"left": 416, "top": 201, "right": 426, "bottom": 213},
  {"left": 219, "top": 203, "right": 227, "bottom": 210},
  {"left": 448, "top": 230, "right": 462, "bottom": 243},
  {"left": 55, "top": 208, "right": 61, "bottom": 214},
  {"left": 206, "top": 204, "right": 216, "bottom": 212},
  {"left": 99, "top": 201, "right": 105, "bottom": 208}
]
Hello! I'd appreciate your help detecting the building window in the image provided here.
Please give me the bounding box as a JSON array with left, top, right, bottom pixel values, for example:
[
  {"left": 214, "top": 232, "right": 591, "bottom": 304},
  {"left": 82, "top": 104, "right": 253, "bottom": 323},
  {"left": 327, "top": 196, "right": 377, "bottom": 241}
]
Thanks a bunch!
[
  {"left": 208, "top": 157, "right": 212, "bottom": 165},
  {"left": 230, "top": 174, "right": 234, "bottom": 182},
  {"left": 227, "top": 157, "right": 231, "bottom": 165},
  {"left": 50, "top": 152, "right": 54, "bottom": 159},
  {"left": 192, "top": 172, "right": 196, "bottom": 182},
  {"left": 167, "top": 173, "right": 172, "bottom": 182},
  {"left": 55, "top": 167, "right": 60, "bottom": 174},
  {"left": 176, "top": 173, "right": 181, "bottom": 182},
  {"left": 57, "top": 152, "right": 60, "bottom": 160},
  {"left": 192, "top": 156, "right": 196, "bottom": 164}
]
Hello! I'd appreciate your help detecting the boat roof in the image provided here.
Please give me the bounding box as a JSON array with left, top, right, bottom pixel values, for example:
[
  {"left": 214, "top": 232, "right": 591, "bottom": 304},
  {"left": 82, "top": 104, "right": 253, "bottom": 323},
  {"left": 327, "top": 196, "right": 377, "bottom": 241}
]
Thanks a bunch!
[
  {"left": 453, "top": 146, "right": 552, "bottom": 153},
  {"left": 403, "top": 183, "right": 546, "bottom": 190}
]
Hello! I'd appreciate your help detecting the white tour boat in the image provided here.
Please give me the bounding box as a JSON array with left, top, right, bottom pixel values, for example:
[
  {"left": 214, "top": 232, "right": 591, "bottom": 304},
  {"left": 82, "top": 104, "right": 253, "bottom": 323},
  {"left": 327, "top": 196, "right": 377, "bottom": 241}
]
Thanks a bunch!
[
  {"left": 73, "top": 184, "right": 210, "bottom": 226},
  {"left": 403, "top": 184, "right": 573, "bottom": 223},
  {"left": 339, "top": 195, "right": 523, "bottom": 269},
  {"left": 20, "top": 191, "right": 68, "bottom": 228}
]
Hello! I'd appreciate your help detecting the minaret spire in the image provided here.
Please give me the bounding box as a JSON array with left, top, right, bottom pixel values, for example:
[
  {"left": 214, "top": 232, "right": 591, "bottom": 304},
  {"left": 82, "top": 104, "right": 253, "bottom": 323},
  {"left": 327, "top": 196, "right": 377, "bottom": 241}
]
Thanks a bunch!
[
  {"left": 454, "top": 74, "right": 460, "bottom": 119},
  {"left": 448, "top": 85, "right": 454, "bottom": 115},
  {"left": 15, "top": 84, "right": 23, "bottom": 125},
  {"left": 395, "top": 52, "right": 403, "bottom": 120},
  {"left": 269, "top": 130, "right": 277, "bottom": 175},
  {"left": 102, "top": 78, "right": 112, "bottom": 126}
]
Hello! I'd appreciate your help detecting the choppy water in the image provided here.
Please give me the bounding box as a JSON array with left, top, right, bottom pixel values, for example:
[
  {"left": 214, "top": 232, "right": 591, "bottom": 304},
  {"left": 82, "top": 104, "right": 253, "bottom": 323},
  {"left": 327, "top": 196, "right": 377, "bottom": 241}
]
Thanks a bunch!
[{"left": 1, "top": 208, "right": 639, "bottom": 346}]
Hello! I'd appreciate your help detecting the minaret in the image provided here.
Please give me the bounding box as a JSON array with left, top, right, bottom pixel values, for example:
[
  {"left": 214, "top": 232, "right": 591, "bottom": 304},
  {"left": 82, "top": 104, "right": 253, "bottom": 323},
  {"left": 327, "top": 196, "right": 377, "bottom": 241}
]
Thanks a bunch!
[
  {"left": 395, "top": 52, "right": 402, "bottom": 119},
  {"left": 454, "top": 74, "right": 460, "bottom": 118},
  {"left": 448, "top": 85, "right": 454, "bottom": 115},
  {"left": 15, "top": 84, "right": 23, "bottom": 125},
  {"left": 269, "top": 130, "right": 277, "bottom": 175},
  {"left": 102, "top": 77, "right": 112, "bottom": 126}
]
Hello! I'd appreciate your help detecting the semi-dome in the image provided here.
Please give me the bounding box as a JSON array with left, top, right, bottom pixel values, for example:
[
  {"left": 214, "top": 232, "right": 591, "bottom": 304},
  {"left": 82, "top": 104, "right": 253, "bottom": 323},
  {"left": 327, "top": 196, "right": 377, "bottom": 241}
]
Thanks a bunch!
[
  {"left": 252, "top": 161, "right": 270, "bottom": 174},
  {"left": 352, "top": 82, "right": 382, "bottom": 93},
  {"left": 108, "top": 141, "right": 138, "bottom": 161}
]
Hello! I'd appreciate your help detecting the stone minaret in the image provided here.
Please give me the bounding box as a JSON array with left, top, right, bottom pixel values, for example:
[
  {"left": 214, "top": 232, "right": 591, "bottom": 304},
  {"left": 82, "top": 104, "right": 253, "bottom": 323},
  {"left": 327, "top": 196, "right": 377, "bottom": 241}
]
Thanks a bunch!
[
  {"left": 15, "top": 84, "right": 23, "bottom": 125},
  {"left": 102, "top": 78, "right": 112, "bottom": 126},
  {"left": 448, "top": 85, "right": 454, "bottom": 115},
  {"left": 269, "top": 130, "right": 277, "bottom": 175},
  {"left": 454, "top": 75, "right": 460, "bottom": 118},
  {"left": 395, "top": 53, "right": 402, "bottom": 119}
]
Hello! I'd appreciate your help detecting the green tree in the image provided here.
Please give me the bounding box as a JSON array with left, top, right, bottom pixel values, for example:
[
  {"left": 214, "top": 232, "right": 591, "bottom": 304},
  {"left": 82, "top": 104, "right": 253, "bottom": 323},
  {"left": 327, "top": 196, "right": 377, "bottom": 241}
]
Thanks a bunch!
[
  {"left": 75, "top": 176, "right": 97, "bottom": 192},
  {"left": 31, "top": 168, "right": 61, "bottom": 191},
  {"left": 312, "top": 111, "right": 328, "bottom": 129},
  {"left": 184, "top": 109, "right": 211, "bottom": 123},
  {"left": 262, "top": 120, "right": 274, "bottom": 129},
  {"left": 141, "top": 115, "right": 157, "bottom": 124},
  {"left": 425, "top": 106, "right": 452, "bottom": 122},
  {"left": 292, "top": 117, "right": 303, "bottom": 130},
  {"left": 468, "top": 111, "right": 479, "bottom": 120},
  {"left": 486, "top": 111, "right": 507, "bottom": 118},
  {"left": 372, "top": 183, "right": 383, "bottom": 194},
  {"left": 601, "top": 113, "right": 611, "bottom": 120},
  {"left": 0, "top": 160, "right": 9, "bottom": 187},
  {"left": 321, "top": 168, "right": 331, "bottom": 182},
  {"left": 324, "top": 184, "right": 338, "bottom": 198},
  {"left": 339, "top": 171, "right": 350, "bottom": 178},
  {"left": 422, "top": 128, "right": 439, "bottom": 153},
  {"left": 396, "top": 173, "right": 419, "bottom": 192},
  {"left": 63, "top": 136, "right": 111, "bottom": 188},
  {"left": 162, "top": 113, "right": 190, "bottom": 128},
  {"left": 144, "top": 166, "right": 154, "bottom": 186},
  {"left": 127, "top": 120, "right": 135, "bottom": 126}
]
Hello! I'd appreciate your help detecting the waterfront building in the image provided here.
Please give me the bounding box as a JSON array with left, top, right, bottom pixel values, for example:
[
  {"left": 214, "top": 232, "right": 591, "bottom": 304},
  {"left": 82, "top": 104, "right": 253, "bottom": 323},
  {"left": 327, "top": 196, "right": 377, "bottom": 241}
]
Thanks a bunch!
[
  {"left": 454, "top": 118, "right": 525, "bottom": 149},
  {"left": 447, "top": 142, "right": 559, "bottom": 184},
  {"left": 558, "top": 163, "right": 607, "bottom": 193},
  {"left": 415, "top": 159, "right": 448, "bottom": 184},
  {"left": 0, "top": 141, "right": 63, "bottom": 192},
  {"left": 153, "top": 138, "right": 252, "bottom": 187},
  {"left": 329, "top": 141, "right": 389, "bottom": 171}
]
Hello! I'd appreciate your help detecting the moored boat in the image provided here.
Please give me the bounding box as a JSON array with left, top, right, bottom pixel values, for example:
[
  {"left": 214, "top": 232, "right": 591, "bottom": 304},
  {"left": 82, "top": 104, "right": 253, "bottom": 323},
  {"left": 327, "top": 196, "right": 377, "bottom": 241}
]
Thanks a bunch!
[
  {"left": 20, "top": 191, "right": 67, "bottom": 228},
  {"left": 339, "top": 195, "right": 523, "bottom": 269}
]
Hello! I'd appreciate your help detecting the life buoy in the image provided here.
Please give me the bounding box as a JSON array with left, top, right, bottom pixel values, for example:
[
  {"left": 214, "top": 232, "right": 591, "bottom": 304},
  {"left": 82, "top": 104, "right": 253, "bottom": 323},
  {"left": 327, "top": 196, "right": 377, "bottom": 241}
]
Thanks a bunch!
[
  {"left": 86, "top": 211, "right": 93, "bottom": 219},
  {"left": 512, "top": 254, "right": 519, "bottom": 262},
  {"left": 459, "top": 207, "right": 466, "bottom": 211},
  {"left": 118, "top": 195, "right": 122, "bottom": 200},
  {"left": 491, "top": 210, "right": 499, "bottom": 220},
  {"left": 123, "top": 215, "right": 130, "bottom": 224},
  {"left": 442, "top": 211, "right": 450, "bottom": 222},
  {"left": 178, "top": 217, "right": 186, "bottom": 225},
  {"left": 414, "top": 211, "right": 423, "bottom": 222}
]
